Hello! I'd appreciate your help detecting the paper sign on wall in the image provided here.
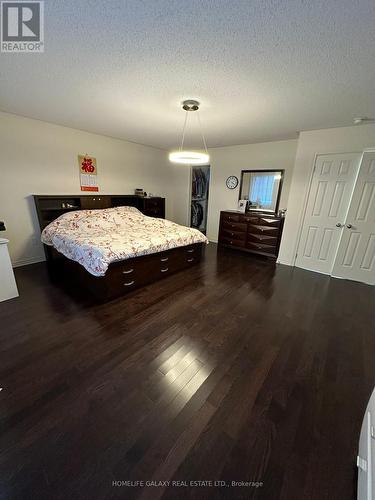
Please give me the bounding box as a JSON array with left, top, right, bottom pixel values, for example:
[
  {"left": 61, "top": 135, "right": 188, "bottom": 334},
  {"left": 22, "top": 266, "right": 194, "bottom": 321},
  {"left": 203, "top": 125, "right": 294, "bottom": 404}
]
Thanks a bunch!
[{"left": 78, "top": 155, "right": 99, "bottom": 192}]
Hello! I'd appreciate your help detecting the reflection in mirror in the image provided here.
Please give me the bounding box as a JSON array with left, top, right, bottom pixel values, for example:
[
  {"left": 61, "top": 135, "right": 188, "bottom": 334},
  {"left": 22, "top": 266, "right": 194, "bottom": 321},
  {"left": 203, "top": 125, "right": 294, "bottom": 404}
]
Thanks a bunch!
[{"left": 240, "top": 170, "right": 284, "bottom": 213}]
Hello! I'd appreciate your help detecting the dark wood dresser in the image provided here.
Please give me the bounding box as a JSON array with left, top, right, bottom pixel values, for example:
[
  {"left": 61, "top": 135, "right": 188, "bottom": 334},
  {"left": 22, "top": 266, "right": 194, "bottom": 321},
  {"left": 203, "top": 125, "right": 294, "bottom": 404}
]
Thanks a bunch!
[{"left": 218, "top": 210, "right": 284, "bottom": 259}]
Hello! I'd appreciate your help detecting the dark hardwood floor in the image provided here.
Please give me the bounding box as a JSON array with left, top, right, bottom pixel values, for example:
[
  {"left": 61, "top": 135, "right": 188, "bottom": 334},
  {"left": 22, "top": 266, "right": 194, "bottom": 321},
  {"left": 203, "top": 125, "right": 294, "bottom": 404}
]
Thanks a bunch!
[{"left": 0, "top": 243, "right": 374, "bottom": 500}]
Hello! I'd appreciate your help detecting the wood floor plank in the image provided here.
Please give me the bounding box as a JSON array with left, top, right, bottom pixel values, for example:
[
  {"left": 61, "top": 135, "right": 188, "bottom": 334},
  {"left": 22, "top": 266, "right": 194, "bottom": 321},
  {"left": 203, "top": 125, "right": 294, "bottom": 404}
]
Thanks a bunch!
[{"left": 0, "top": 244, "right": 374, "bottom": 500}]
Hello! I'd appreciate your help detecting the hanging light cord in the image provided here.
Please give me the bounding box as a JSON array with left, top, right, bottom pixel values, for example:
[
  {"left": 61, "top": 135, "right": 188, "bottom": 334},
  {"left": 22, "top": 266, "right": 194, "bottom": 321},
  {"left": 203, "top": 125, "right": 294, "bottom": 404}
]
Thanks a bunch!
[
  {"left": 179, "top": 111, "right": 189, "bottom": 152},
  {"left": 178, "top": 105, "right": 208, "bottom": 154},
  {"left": 197, "top": 110, "right": 208, "bottom": 154}
]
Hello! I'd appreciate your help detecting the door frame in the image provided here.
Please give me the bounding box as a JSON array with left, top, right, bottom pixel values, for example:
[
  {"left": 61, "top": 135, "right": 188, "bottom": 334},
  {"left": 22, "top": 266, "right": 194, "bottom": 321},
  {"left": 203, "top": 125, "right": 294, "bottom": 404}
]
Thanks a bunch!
[
  {"left": 293, "top": 151, "right": 364, "bottom": 269},
  {"left": 188, "top": 164, "right": 211, "bottom": 234}
]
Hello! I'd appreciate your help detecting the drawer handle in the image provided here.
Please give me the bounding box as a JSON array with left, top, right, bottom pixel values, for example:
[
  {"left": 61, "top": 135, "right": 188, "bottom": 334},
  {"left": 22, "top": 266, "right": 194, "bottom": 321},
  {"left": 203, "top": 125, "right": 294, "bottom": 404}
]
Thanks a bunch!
[
  {"left": 122, "top": 269, "right": 134, "bottom": 274},
  {"left": 160, "top": 267, "right": 169, "bottom": 272},
  {"left": 187, "top": 258, "right": 194, "bottom": 262},
  {"left": 187, "top": 249, "right": 195, "bottom": 253},
  {"left": 160, "top": 257, "right": 169, "bottom": 262},
  {"left": 124, "top": 280, "right": 135, "bottom": 286}
]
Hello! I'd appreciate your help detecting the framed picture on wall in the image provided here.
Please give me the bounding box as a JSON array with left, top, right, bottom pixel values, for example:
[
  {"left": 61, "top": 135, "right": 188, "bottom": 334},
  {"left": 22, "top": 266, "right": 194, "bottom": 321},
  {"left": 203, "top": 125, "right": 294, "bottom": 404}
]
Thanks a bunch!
[
  {"left": 237, "top": 199, "right": 247, "bottom": 213},
  {"left": 78, "top": 154, "right": 99, "bottom": 192}
]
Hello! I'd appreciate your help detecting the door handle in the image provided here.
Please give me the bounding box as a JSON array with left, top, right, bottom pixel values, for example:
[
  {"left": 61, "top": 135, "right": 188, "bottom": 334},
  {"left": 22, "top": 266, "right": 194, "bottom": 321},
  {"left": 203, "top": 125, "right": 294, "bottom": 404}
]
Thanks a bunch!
[
  {"left": 336, "top": 223, "right": 344, "bottom": 228},
  {"left": 346, "top": 224, "right": 353, "bottom": 229}
]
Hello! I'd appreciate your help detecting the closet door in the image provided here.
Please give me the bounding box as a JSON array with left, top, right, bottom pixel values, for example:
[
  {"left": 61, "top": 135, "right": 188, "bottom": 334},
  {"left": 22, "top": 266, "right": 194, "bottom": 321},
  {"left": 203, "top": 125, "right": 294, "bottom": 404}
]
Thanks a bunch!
[
  {"left": 296, "top": 153, "right": 361, "bottom": 274},
  {"left": 332, "top": 152, "right": 375, "bottom": 285}
]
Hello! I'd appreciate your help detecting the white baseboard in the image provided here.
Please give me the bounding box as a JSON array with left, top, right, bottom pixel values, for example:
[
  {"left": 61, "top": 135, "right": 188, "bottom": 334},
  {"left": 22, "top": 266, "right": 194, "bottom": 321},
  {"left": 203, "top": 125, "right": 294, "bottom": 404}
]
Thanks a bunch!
[{"left": 12, "top": 256, "right": 45, "bottom": 268}]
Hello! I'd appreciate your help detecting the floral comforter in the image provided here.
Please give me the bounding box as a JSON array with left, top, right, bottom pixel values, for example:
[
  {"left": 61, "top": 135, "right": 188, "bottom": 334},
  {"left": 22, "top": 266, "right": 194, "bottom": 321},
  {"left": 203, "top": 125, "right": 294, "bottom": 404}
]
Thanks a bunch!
[{"left": 41, "top": 206, "right": 208, "bottom": 276}]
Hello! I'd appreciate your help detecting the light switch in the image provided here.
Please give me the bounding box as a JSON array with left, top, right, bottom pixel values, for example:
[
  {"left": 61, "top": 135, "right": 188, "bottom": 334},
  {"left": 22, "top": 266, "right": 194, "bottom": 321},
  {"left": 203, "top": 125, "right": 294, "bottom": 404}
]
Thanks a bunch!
[{"left": 357, "top": 455, "right": 367, "bottom": 472}]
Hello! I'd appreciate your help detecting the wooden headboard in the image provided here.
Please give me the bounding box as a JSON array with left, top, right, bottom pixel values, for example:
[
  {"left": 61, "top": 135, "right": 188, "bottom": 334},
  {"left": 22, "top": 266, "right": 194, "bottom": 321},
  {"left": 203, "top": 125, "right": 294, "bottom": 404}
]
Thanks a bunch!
[{"left": 33, "top": 194, "right": 165, "bottom": 231}]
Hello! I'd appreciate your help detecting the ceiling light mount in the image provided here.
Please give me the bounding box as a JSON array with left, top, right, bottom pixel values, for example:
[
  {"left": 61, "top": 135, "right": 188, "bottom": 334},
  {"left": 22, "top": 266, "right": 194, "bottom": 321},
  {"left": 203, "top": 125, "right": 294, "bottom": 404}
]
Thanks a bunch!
[{"left": 182, "top": 100, "right": 200, "bottom": 112}]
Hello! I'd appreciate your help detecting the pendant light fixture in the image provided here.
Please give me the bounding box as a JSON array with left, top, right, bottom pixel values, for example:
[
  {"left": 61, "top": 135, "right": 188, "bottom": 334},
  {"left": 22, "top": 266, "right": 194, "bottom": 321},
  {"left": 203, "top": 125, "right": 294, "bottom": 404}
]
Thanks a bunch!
[{"left": 169, "top": 100, "right": 209, "bottom": 165}]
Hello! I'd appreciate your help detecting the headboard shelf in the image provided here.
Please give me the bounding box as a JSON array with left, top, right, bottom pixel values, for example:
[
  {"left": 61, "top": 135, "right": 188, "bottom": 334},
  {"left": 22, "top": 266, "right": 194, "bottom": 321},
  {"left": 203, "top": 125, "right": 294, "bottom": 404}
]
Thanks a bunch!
[{"left": 34, "top": 194, "right": 166, "bottom": 234}]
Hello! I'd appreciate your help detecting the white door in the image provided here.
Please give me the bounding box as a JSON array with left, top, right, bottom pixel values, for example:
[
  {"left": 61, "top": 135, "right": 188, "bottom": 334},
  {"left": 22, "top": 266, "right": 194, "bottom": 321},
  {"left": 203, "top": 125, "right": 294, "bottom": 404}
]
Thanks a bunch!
[
  {"left": 296, "top": 153, "right": 361, "bottom": 274},
  {"left": 332, "top": 152, "right": 375, "bottom": 285}
]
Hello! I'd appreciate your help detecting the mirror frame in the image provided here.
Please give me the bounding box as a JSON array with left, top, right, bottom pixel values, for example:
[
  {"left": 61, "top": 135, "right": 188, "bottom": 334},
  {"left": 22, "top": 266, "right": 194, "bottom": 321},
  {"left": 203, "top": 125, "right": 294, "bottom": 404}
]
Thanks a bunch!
[{"left": 239, "top": 169, "right": 285, "bottom": 215}]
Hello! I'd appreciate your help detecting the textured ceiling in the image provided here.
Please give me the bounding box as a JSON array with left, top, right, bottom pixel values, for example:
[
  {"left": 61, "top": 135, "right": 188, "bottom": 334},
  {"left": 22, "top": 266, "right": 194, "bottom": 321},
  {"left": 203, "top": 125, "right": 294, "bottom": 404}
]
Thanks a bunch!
[{"left": 1, "top": 0, "right": 375, "bottom": 149}]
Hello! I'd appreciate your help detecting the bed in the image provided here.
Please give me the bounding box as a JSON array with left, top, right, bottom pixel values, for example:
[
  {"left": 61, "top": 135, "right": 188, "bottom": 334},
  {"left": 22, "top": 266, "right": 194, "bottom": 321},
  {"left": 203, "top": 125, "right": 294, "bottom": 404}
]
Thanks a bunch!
[{"left": 34, "top": 195, "right": 208, "bottom": 301}]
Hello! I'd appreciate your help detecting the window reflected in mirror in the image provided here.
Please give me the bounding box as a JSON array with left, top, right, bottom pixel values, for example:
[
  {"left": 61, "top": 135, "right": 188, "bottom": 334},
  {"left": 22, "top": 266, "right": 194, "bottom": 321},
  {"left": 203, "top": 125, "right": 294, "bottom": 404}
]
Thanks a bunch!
[{"left": 239, "top": 170, "right": 284, "bottom": 213}]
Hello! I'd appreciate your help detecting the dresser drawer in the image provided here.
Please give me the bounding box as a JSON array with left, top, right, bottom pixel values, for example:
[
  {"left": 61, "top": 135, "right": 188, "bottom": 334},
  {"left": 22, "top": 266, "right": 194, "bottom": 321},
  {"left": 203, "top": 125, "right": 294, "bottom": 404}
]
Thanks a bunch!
[
  {"left": 220, "top": 236, "right": 246, "bottom": 248},
  {"left": 221, "top": 228, "right": 246, "bottom": 241},
  {"left": 240, "top": 215, "right": 259, "bottom": 224},
  {"left": 248, "top": 233, "right": 278, "bottom": 245},
  {"left": 222, "top": 221, "right": 247, "bottom": 233},
  {"left": 247, "top": 242, "right": 277, "bottom": 255},
  {"left": 258, "top": 216, "right": 280, "bottom": 227},
  {"left": 221, "top": 213, "right": 241, "bottom": 223},
  {"left": 249, "top": 225, "right": 280, "bottom": 237}
]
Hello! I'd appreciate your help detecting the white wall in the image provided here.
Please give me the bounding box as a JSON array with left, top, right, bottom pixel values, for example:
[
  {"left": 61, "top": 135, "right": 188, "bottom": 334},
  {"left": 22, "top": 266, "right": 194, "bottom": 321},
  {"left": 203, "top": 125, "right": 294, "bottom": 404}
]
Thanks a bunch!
[
  {"left": 0, "top": 112, "right": 173, "bottom": 266},
  {"left": 278, "top": 123, "right": 375, "bottom": 266},
  {"left": 207, "top": 140, "right": 298, "bottom": 241},
  {"left": 170, "top": 139, "right": 298, "bottom": 242}
]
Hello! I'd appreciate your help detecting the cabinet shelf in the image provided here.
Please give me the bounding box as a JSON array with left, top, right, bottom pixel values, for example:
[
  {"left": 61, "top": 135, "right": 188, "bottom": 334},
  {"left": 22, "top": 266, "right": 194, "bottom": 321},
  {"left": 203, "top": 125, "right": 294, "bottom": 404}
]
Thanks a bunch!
[{"left": 43, "top": 207, "right": 80, "bottom": 211}]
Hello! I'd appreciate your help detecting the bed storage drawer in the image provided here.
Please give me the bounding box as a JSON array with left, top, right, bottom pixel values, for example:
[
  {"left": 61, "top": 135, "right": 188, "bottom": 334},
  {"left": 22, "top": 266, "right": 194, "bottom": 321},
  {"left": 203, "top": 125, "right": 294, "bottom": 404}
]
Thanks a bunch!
[
  {"left": 157, "top": 244, "right": 203, "bottom": 273},
  {"left": 90, "top": 243, "right": 204, "bottom": 300}
]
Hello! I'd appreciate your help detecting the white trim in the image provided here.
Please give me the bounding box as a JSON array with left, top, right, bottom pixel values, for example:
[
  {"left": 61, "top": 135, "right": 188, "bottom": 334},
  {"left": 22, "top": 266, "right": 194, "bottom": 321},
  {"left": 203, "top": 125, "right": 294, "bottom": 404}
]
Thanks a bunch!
[
  {"left": 290, "top": 152, "right": 319, "bottom": 267},
  {"left": 188, "top": 166, "right": 192, "bottom": 227},
  {"left": 12, "top": 256, "right": 45, "bottom": 268}
]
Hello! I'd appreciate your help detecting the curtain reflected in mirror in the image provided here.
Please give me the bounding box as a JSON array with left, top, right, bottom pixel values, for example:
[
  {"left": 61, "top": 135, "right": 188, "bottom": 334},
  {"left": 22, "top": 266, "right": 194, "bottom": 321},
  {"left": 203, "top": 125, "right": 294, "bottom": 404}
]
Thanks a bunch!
[{"left": 240, "top": 170, "right": 284, "bottom": 213}]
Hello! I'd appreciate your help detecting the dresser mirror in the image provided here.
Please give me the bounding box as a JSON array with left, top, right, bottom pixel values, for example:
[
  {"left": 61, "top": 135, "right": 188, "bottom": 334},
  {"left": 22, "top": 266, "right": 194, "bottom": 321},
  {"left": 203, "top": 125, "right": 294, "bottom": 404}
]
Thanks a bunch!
[{"left": 239, "top": 169, "right": 284, "bottom": 214}]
